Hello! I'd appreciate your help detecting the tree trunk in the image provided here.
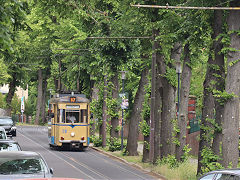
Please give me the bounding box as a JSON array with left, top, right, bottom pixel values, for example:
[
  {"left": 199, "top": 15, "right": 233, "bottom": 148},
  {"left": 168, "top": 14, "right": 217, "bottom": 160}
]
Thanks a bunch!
[
  {"left": 6, "top": 73, "right": 17, "bottom": 116},
  {"left": 110, "top": 73, "right": 119, "bottom": 138},
  {"left": 102, "top": 75, "right": 107, "bottom": 147},
  {"left": 212, "top": 9, "right": 225, "bottom": 158},
  {"left": 149, "top": 29, "right": 157, "bottom": 162},
  {"left": 90, "top": 81, "right": 98, "bottom": 136},
  {"left": 222, "top": 0, "right": 240, "bottom": 168},
  {"left": 41, "top": 77, "right": 47, "bottom": 124},
  {"left": 57, "top": 59, "right": 61, "bottom": 93},
  {"left": 142, "top": 117, "right": 150, "bottom": 163},
  {"left": 35, "top": 69, "right": 43, "bottom": 125},
  {"left": 126, "top": 67, "right": 149, "bottom": 156},
  {"left": 197, "top": 48, "right": 216, "bottom": 174},
  {"left": 176, "top": 43, "right": 191, "bottom": 162},
  {"left": 160, "top": 76, "right": 176, "bottom": 157},
  {"left": 153, "top": 63, "right": 163, "bottom": 163},
  {"left": 156, "top": 51, "right": 176, "bottom": 157}
]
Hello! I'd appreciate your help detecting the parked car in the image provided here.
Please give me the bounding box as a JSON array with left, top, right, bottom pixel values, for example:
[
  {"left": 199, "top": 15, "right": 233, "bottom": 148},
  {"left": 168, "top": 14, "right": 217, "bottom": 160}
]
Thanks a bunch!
[
  {"left": 0, "top": 116, "right": 16, "bottom": 137},
  {"left": 199, "top": 168, "right": 240, "bottom": 180},
  {"left": 0, "top": 151, "right": 53, "bottom": 179},
  {"left": 0, "top": 127, "right": 7, "bottom": 140},
  {"left": 0, "top": 139, "right": 21, "bottom": 151}
]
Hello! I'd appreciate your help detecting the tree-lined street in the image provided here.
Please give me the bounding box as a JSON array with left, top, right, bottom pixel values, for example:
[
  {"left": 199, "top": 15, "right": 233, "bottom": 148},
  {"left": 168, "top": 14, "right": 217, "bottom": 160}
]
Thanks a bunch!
[
  {"left": 1, "top": 0, "right": 240, "bottom": 179},
  {"left": 15, "top": 126, "right": 157, "bottom": 179}
]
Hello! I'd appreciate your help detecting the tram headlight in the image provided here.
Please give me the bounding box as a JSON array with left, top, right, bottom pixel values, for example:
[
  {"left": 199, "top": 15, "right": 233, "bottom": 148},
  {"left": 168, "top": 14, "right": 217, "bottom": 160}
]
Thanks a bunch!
[{"left": 71, "top": 132, "right": 75, "bottom": 137}]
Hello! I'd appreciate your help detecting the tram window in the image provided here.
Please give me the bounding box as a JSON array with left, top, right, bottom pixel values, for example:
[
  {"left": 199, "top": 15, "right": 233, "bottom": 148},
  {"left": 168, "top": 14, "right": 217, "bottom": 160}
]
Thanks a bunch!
[
  {"left": 66, "top": 111, "right": 79, "bottom": 123},
  {"left": 80, "top": 109, "right": 88, "bottom": 123},
  {"left": 57, "top": 109, "right": 60, "bottom": 123},
  {"left": 59, "top": 109, "right": 65, "bottom": 123}
]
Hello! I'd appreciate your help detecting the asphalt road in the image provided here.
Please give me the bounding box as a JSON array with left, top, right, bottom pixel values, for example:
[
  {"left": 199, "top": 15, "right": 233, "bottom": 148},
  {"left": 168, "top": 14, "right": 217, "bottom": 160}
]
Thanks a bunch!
[{"left": 14, "top": 126, "right": 156, "bottom": 180}]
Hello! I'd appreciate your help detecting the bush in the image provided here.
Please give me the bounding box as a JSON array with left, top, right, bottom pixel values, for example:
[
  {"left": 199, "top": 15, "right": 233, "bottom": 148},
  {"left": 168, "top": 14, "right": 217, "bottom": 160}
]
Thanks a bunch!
[
  {"left": 157, "top": 155, "right": 179, "bottom": 168},
  {"left": 108, "top": 137, "right": 126, "bottom": 152},
  {"left": 92, "top": 136, "right": 102, "bottom": 147}
]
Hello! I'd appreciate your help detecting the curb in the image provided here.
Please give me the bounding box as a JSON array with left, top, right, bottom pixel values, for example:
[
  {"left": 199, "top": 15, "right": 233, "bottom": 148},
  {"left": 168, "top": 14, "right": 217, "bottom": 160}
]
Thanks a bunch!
[{"left": 90, "top": 146, "right": 167, "bottom": 180}]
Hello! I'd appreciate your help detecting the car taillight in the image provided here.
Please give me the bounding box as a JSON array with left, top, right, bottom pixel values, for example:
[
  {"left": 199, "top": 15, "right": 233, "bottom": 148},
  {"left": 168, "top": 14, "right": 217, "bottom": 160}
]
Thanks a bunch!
[
  {"left": 81, "top": 137, "right": 84, "bottom": 140},
  {"left": 61, "top": 137, "right": 64, "bottom": 140}
]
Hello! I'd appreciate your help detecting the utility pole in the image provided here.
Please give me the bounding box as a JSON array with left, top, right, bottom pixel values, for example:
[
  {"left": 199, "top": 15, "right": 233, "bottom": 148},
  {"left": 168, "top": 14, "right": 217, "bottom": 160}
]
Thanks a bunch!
[{"left": 131, "top": 4, "right": 240, "bottom": 10}]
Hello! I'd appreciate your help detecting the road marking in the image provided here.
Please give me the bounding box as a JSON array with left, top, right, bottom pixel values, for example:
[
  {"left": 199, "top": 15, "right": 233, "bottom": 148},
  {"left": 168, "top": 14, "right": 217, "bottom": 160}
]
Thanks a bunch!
[
  {"left": 88, "top": 151, "right": 150, "bottom": 179},
  {"left": 18, "top": 126, "right": 153, "bottom": 179},
  {"left": 18, "top": 130, "right": 95, "bottom": 180},
  {"left": 61, "top": 152, "right": 111, "bottom": 180}
]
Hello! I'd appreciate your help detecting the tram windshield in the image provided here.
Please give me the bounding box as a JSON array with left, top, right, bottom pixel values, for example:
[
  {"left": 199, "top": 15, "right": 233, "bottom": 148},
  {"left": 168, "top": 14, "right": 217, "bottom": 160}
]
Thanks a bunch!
[
  {"left": 66, "top": 111, "right": 79, "bottom": 123},
  {"left": 58, "top": 109, "right": 88, "bottom": 123}
]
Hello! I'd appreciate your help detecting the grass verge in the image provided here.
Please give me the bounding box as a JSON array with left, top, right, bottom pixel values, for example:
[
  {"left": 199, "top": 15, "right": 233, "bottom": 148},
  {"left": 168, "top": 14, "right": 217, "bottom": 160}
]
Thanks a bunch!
[{"left": 95, "top": 147, "right": 198, "bottom": 180}]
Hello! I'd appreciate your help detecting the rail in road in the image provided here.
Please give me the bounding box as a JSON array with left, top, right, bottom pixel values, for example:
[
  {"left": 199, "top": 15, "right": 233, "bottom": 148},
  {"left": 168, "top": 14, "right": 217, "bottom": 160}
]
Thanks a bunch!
[{"left": 14, "top": 126, "right": 158, "bottom": 180}]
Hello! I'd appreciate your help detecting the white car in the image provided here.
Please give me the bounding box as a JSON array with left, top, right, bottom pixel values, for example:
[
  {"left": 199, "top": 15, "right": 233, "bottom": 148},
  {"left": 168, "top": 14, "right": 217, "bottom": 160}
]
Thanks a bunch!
[{"left": 0, "top": 151, "right": 53, "bottom": 179}]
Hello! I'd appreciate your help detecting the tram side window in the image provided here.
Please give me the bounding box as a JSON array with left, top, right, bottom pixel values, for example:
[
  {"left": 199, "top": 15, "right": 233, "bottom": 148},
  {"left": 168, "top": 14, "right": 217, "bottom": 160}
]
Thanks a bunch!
[
  {"left": 80, "top": 109, "right": 88, "bottom": 123},
  {"left": 57, "top": 109, "right": 60, "bottom": 123},
  {"left": 66, "top": 111, "right": 79, "bottom": 123},
  {"left": 59, "top": 109, "right": 65, "bottom": 123}
]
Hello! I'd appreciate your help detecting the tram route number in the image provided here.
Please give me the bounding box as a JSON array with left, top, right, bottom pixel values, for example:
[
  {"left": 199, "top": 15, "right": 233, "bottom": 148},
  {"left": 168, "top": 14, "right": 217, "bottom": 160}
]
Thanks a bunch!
[{"left": 62, "top": 129, "right": 67, "bottom": 133}]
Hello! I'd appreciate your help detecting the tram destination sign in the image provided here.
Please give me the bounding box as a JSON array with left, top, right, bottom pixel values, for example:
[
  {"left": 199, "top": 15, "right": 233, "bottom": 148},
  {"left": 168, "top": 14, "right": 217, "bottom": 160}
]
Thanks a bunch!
[{"left": 66, "top": 105, "right": 80, "bottom": 109}]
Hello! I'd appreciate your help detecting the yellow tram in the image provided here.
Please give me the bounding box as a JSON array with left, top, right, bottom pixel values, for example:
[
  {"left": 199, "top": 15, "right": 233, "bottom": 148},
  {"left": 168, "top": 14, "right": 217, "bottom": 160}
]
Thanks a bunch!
[{"left": 48, "top": 93, "right": 90, "bottom": 150}]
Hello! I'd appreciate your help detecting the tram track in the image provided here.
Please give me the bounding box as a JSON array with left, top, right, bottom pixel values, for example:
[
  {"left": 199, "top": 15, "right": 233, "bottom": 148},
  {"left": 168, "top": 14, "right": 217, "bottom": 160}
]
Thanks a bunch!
[
  {"left": 17, "top": 126, "right": 155, "bottom": 180},
  {"left": 17, "top": 127, "right": 110, "bottom": 179},
  {"left": 34, "top": 126, "right": 150, "bottom": 179}
]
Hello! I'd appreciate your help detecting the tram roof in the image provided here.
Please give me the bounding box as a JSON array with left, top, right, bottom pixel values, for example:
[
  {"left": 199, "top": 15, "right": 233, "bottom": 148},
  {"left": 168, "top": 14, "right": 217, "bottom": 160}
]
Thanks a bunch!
[{"left": 50, "top": 94, "right": 89, "bottom": 103}]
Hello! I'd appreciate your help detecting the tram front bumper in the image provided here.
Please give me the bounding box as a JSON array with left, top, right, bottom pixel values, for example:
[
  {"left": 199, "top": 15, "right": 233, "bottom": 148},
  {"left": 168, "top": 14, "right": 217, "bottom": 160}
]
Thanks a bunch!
[
  {"left": 59, "top": 140, "right": 86, "bottom": 143},
  {"left": 59, "top": 140, "right": 86, "bottom": 149}
]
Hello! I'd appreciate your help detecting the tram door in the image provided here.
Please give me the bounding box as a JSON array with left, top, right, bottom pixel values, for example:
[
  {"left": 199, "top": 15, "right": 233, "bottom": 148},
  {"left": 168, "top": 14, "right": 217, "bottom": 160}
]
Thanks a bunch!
[{"left": 53, "top": 104, "right": 58, "bottom": 145}]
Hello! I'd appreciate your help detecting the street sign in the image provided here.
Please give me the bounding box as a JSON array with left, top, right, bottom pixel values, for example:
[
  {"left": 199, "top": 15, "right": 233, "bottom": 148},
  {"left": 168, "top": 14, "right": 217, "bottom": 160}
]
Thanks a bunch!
[
  {"left": 21, "top": 96, "right": 24, "bottom": 112},
  {"left": 119, "top": 93, "right": 129, "bottom": 109},
  {"left": 121, "top": 98, "right": 129, "bottom": 109}
]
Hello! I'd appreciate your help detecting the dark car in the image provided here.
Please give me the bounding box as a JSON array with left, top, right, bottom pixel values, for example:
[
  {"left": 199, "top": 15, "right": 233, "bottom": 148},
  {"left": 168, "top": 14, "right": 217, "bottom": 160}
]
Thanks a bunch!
[
  {"left": 0, "top": 116, "right": 16, "bottom": 137},
  {"left": 0, "top": 139, "right": 21, "bottom": 151},
  {"left": 0, "top": 128, "right": 7, "bottom": 140},
  {"left": 0, "top": 151, "right": 53, "bottom": 179},
  {"left": 199, "top": 168, "right": 240, "bottom": 180}
]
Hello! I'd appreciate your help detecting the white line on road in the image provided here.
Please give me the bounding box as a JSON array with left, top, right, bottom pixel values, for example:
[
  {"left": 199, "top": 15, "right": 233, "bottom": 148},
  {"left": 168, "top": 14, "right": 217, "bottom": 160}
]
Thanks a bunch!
[{"left": 18, "top": 130, "right": 95, "bottom": 180}]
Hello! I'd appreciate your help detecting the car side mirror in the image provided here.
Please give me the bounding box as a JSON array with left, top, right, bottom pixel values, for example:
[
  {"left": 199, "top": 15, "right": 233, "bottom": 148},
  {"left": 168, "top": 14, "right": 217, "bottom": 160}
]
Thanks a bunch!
[{"left": 50, "top": 168, "right": 53, "bottom": 174}]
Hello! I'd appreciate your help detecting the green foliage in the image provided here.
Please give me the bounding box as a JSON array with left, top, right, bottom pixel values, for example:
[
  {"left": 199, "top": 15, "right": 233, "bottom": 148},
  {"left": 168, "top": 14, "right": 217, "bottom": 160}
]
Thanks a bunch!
[
  {"left": 0, "top": 58, "right": 10, "bottom": 84},
  {"left": 181, "top": 145, "right": 191, "bottom": 162},
  {"left": 0, "top": 0, "right": 26, "bottom": 52},
  {"left": 91, "top": 135, "right": 102, "bottom": 147},
  {"left": 199, "top": 118, "right": 215, "bottom": 143},
  {"left": 108, "top": 137, "right": 125, "bottom": 152},
  {"left": 115, "top": 125, "right": 121, "bottom": 133},
  {"left": 90, "top": 99, "right": 103, "bottom": 122},
  {"left": 0, "top": 93, "right": 7, "bottom": 109},
  {"left": 213, "top": 90, "right": 237, "bottom": 105},
  {"left": 157, "top": 155, "right": 179, "bottom": 169},
  {"left": 200, "top": 147, "right": 223, "bottom": 174},
  {"left": 229, "top": 59, "right": 240, "bottom": 67},
  {"left": 139, "top": 120, "right": 150, "bottom": 137},
  {"left": 106, "top": 97, "right": 119, "bottom": 118},
  {"left": 11, "top": 94, "right": 21, "bottom": 114},
  {"left": 143, "top": 140, "right": 150, "bottom": 150}
]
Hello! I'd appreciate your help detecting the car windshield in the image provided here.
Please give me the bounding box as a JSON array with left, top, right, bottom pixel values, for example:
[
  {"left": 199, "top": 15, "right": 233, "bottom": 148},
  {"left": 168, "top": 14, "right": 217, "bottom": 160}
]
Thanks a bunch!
[
  {"left": 0, "top": 143, "right": 20, "bottom": 151},
  {"left": 0, "top": 158, "right": 44, "bottom": 175},
  {"left": 0, "top": 131, "right": 6, "bottom": 139},
  {"left": 0, "top": 119, "right": 13, "bottom": 125}
]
